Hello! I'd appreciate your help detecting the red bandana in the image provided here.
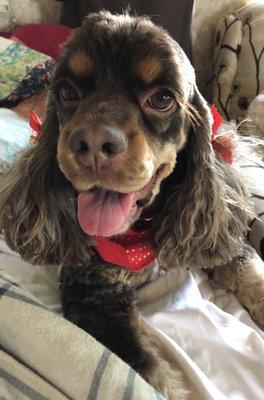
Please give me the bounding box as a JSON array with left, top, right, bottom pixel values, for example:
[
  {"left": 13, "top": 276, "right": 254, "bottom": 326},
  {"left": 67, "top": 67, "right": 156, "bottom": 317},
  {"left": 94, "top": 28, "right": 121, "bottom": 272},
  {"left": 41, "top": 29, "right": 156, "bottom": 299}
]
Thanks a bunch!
[
  {"left": 210, "top": 105, "right": 237, "bottom": 164},
  {"left": 29, "top": 111, "right": 42, "bottom": 144},
  {"left": 29, "top": 105, "right": 236, "bottom": 272},
  {"left": 95, "top": 229, "right": 155, "bottom": 271}
]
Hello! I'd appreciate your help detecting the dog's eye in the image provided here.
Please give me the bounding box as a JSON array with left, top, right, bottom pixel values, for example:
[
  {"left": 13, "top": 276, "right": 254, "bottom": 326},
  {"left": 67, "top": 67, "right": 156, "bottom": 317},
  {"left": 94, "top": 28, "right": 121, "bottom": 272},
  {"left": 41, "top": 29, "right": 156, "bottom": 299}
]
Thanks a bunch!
[
  {"left": 55, "top": 80, "right": 81, "bottom": 107},
  {"left": 147, "top": 90, "right": 175, "bottom": 112},
  {"left": 59, "top": 82, "right": 80, "bottom": 103}
]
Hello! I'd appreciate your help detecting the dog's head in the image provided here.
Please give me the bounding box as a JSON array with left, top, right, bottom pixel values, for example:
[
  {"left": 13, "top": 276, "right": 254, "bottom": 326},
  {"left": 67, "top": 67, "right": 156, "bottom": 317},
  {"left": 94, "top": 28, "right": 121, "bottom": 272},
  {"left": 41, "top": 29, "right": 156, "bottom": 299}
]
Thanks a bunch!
[
  {"left": 53, "top": 12, "right": 197, "bottom": 237},
  {"left": 0, "top": 12, "right": 250, "bottom": 266}
]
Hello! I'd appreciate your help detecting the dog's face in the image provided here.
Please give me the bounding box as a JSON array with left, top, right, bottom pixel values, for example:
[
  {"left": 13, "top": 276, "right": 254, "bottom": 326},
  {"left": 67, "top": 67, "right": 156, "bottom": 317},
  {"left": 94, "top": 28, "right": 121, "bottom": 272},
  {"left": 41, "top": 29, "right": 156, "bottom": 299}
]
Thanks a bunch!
[{"left": 52, "top": 12, "right": 196, "bottom": 237}]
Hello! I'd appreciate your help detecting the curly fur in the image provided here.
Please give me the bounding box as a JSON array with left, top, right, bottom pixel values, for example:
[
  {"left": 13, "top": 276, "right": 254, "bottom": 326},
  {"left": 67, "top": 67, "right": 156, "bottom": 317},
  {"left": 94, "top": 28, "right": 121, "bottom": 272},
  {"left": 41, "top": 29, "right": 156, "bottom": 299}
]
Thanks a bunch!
[
  {"left": 154, "top": 89, "right": 252, "bottom": 268},
  {"left": 0, "top": 97, "right": 92, "bottom": 266}
]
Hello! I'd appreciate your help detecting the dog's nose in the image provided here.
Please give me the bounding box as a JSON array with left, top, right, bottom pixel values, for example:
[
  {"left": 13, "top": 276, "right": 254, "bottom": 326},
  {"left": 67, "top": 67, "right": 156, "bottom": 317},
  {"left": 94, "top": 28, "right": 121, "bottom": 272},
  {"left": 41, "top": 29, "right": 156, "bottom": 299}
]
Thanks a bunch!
[{"left": 68, "top": 124, "right": 128, "bottom": 170}]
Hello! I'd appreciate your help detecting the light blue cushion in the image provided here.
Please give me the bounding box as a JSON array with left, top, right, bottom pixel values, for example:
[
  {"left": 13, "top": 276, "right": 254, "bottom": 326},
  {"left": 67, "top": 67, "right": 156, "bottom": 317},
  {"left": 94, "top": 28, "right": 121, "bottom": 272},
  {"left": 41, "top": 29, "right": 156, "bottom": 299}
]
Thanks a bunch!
[{"left": 0, "top": 108, "right": 31, "bottom": 172}]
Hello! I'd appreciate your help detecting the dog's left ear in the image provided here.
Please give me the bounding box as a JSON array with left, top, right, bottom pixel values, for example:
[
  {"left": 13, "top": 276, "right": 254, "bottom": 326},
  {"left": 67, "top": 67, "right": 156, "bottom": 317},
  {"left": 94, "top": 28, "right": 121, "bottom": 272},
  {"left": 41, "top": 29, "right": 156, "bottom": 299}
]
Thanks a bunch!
[
  {"left": 154, "top": 85, "right": 252, "bottom": 268},
  {"left": 0, "top": 93, "right": 92, "bottom": 266}
]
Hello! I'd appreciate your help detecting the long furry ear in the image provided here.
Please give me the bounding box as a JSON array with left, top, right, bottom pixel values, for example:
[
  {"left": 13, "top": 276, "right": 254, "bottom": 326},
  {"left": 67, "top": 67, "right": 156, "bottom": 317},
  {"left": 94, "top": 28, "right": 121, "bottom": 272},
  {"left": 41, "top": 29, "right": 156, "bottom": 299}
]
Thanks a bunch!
[
  {"left": 154, "top": 86, "right": 253, "bottom": 268},
  {"left": 0, "top": 93, "right": 91, "bottom": 266}
]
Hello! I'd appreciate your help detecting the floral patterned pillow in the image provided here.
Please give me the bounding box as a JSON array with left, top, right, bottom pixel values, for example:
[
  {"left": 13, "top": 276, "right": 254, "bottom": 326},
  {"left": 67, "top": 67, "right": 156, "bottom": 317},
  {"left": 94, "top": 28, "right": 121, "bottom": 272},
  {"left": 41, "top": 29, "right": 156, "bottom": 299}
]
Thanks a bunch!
[
  {"left": 0, "top": 37, "right": 55, "bottom": 107},
  {"left": 208, "top": 2, "right": 264, "bottom": 121}
]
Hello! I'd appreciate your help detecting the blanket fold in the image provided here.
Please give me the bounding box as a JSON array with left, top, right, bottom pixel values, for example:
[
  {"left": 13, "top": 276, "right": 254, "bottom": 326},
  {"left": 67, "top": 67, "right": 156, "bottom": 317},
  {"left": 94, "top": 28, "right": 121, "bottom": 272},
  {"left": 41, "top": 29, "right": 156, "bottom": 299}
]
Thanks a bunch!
[{"left": 0, "top": 271, "right": 162, "bottom": 400}]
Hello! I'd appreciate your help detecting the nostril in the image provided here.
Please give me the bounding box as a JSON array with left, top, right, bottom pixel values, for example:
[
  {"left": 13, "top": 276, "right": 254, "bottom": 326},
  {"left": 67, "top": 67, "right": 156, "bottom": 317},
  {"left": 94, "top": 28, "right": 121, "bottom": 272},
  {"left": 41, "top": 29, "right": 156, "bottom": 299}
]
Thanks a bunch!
[
  {"left": 102, "top": 142, "right": 115, "bottom": 156},
  {"left": 68, "top": 130, "right": 89, "bottom": 153},
  {"left": 79, "top": 140, "right": 89, "bottom": 153}
]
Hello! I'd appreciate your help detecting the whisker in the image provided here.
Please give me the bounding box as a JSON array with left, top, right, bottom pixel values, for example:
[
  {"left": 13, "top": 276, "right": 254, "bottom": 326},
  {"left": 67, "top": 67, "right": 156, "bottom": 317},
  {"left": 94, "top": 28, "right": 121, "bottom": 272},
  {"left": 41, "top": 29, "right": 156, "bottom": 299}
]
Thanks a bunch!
[{"left": 176, "top": 93, "right": 204, "bottom": 127}]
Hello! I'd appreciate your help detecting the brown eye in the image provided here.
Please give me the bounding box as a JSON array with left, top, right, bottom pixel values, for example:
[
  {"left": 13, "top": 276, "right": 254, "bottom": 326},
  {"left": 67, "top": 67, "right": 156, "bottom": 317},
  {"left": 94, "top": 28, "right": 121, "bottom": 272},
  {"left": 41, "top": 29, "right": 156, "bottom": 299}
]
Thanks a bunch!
[
  {"left": 58, "top": 81, "right": 80, "bottom": 104},
  {"left": 148, "top": 90, "right": 175, "bottom": 111}
]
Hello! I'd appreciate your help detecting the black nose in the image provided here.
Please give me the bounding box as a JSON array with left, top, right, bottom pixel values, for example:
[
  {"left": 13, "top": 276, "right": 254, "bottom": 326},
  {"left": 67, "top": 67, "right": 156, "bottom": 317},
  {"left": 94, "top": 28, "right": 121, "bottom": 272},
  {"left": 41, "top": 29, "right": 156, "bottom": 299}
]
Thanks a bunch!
[{"left": 68, "top": 124, "right": 128, "bottom": 171}]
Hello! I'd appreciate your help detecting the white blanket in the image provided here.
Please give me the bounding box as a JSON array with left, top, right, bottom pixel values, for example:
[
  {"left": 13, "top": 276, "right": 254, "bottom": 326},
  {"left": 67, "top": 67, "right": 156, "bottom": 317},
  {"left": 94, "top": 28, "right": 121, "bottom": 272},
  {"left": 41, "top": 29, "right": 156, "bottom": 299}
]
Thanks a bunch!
[{"left": 0, "top": 239, "right": 263, "bottom": 400}]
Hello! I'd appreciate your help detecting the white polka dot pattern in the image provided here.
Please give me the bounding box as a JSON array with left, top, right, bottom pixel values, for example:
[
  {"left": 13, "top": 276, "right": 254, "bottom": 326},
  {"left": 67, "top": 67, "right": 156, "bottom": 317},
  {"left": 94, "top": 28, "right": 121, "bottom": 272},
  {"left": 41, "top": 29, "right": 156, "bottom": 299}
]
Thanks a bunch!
[{"left": 95, "top": 229, "right": 155, "bottom": 271}]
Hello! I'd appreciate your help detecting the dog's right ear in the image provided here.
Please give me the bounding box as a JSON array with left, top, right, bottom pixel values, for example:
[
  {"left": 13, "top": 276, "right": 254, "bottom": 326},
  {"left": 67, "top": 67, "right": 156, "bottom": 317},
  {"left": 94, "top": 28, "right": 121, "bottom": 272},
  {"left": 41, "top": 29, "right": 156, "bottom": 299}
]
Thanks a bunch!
[
  {"left": 154, "top": 85, "right": 252, "bottom": 268},
  {"left": 0, "top": 93, "right": 92, "bottom": 266}
]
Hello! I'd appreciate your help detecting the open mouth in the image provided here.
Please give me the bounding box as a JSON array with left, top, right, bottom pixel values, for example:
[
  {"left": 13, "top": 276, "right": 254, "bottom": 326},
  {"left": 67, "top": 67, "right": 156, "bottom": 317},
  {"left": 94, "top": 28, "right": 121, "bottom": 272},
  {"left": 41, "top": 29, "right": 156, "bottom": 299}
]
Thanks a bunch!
[{"left": 77, "top": 177, "right": 155, "bottom": 237}]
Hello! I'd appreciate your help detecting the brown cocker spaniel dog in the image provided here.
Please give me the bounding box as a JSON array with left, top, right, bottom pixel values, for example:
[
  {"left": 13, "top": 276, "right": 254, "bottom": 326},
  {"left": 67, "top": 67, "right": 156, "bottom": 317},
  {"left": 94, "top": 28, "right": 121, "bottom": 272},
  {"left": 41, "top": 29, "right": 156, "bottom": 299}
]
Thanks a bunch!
[{"left": 1, "top": 11, "right": 264, "bottom": 399}]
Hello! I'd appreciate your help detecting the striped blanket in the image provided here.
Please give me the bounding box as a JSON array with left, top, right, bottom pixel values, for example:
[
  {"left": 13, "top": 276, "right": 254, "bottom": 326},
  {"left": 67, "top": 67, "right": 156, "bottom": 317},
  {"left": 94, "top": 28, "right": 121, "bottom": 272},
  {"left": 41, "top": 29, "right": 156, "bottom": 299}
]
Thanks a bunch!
[{"left": 0, "top": 271, "right": 163, "bottom": 400}]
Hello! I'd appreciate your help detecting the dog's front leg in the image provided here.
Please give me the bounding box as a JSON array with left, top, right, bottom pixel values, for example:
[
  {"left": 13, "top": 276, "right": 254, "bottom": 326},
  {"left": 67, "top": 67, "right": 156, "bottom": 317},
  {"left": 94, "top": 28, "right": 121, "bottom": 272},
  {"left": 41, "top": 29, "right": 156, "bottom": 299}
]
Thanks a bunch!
[
  {"left": 214, "top": 244, "right": 264, "bottom": 329},
  {"left": 60, "top": 263, "right": 189, "bottom": 400}
]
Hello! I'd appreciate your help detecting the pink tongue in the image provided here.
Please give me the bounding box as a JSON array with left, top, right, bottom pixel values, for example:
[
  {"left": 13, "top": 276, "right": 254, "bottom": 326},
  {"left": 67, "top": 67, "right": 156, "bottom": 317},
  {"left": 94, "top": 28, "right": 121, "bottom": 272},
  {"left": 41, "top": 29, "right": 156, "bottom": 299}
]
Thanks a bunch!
[{"left": 77, "top": 189, "right": 135, "bottom": 237}]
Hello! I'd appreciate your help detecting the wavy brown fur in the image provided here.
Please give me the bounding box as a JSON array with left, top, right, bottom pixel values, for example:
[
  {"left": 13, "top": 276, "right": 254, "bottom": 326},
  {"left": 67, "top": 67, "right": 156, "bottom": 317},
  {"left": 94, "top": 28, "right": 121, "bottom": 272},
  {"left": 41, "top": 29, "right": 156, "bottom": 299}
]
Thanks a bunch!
[
  {"left": 0, "top": 96, "right": 92, "bottom": 266},
  {"left": 153, "top": 88, "right": 253, "bottom": 268}
]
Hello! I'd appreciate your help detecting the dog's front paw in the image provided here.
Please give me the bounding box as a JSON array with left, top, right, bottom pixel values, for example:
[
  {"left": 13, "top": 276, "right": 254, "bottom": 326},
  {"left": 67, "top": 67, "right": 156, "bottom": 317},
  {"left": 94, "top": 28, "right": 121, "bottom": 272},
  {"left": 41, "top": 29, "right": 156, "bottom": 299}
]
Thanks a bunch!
[
  {"left": 145, "top": 359, "right": 189, "bottom": 400},
  {"left": 246, "top": 284, "right": 264, "bottom": 329},
  {"left": 236, "top": 278, "right": 264, "bottom": 330},
  {"left": 214, "top": 252, "right": 264, "bottom": 330}
]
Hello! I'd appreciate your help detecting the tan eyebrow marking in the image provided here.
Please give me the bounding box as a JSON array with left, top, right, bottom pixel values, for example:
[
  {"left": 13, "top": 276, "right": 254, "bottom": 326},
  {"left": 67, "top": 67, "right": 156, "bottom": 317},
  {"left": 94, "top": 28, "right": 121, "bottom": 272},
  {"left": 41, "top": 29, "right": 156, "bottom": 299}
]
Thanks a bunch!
[
  {"left": 136, "top": 57, "right": 163, "bottom": 84},
  {"left": 68, "top": 52, "right": 94, "bottom": 76}
]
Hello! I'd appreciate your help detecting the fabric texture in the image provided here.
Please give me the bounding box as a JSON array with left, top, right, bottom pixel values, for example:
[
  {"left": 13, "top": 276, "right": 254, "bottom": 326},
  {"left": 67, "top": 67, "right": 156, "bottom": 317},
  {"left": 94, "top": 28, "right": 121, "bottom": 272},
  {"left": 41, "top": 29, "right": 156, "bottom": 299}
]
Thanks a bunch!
[
  {"left": 0, "top": 108, "right": 31, "bottom": 173},
  {"left": 0, "top": 266, "right": 163, "bottom": 400},
  {"left": 137, "top": 266, "right": 264, "bottom": 400},
  {"left": 0, "top": 36, "right": 55, "bottom": 106},
  {"left": 192, "top": 0, "right": 251, "bottom": 96},
  {"left": 0, "top": 92, "right": 47, "bottom": 175},
  {"left": 7, "top": 23, "right": 71, "bottom": 59},
  {"left": 209, "top": 1, "right": 264, "bottom": 121},
  {"left": 0, "top": 240, "right": 263, "bottom": 400},
  {"left": 95, "top": 229, "right": 155, "bottom": 271}
]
